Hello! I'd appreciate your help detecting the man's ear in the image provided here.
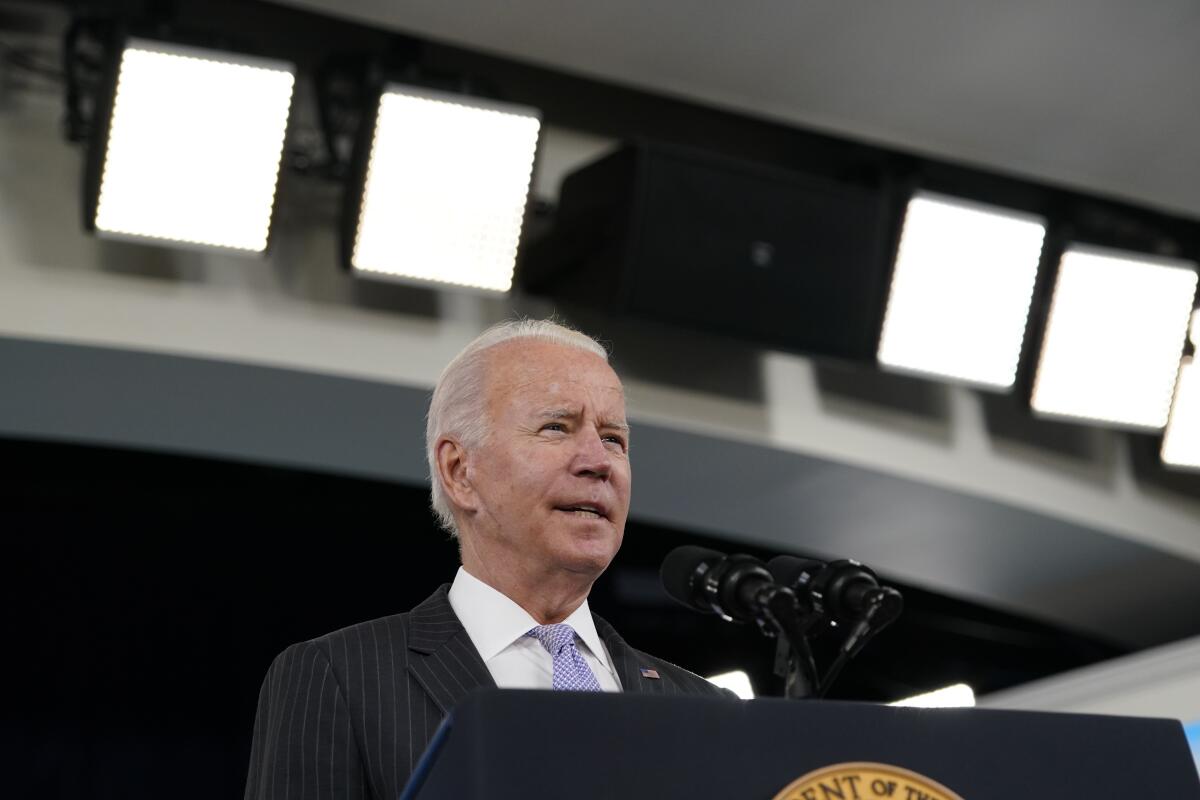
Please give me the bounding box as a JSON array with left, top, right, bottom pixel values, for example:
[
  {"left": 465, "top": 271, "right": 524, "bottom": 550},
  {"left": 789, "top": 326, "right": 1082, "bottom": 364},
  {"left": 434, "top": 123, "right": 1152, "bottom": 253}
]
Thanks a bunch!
[{"left": 435, "top": 437, "right": 478, "bottom": 512}]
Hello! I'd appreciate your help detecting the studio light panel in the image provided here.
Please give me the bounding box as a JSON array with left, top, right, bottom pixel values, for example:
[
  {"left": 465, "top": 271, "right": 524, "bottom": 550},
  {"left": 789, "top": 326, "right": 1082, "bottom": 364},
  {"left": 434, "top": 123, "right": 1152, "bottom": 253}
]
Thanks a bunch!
[
  {"left": 705, "top": 670, "right": 755, "bottom": 699},
  {"left": 1161, "top": 311, "right": 1200, "bottom": 469},
  {"left": 1032, "top": 248, "right": 1197, "bottom": 429},
  {"left": 889, "top": 683, "right": 975, "bottom": 709},
  {"left": 93, "top": 40, "right": 295, "bottom": 252},
  {"left": 877, "top": 193, "right": 1046, "bottom": 389},
  {"left": 350, "top": 85, "right": 541, "bottom": 292}
]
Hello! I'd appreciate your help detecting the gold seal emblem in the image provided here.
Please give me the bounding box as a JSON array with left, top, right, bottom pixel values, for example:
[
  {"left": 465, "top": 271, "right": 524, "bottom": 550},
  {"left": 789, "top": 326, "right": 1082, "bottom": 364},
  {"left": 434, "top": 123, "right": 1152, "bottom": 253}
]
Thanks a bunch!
[{"left": 772, "top": 762, "right": 964, "bottom": 800}]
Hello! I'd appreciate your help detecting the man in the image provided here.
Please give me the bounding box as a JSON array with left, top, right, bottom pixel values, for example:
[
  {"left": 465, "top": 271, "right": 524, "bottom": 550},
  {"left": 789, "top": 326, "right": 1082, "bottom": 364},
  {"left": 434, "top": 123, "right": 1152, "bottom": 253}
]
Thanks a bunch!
[{"left": 243, "top": 319, "right": 728, "bottom": 800}]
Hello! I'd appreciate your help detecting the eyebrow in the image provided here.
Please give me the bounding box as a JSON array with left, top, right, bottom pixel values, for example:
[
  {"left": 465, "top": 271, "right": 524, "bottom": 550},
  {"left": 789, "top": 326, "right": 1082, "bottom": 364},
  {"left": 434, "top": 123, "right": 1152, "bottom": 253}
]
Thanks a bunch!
[{"left": 536, "top": 407, "right": 630, "bottom": 433}]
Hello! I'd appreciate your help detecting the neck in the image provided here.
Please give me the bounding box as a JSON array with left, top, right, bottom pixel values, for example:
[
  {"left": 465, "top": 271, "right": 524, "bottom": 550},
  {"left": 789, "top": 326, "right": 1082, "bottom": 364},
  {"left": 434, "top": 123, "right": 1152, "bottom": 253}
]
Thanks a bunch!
[{"left": 459, "top": 540, "right": 594, "bottom": 624}]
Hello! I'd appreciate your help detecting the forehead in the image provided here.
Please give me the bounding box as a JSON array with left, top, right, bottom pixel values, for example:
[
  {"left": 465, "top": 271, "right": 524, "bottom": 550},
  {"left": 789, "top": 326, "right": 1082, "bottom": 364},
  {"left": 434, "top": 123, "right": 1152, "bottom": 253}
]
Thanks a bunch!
[{"left": 484, "top": 340, "right": 624, "bottom": 410}]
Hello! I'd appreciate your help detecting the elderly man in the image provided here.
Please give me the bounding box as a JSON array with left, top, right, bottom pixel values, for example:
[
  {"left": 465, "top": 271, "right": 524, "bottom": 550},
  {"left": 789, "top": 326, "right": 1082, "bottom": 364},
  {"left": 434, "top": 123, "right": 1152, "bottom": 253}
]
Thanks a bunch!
[{"left": 243, "top": 319, "right": 726, "bottom": 800}]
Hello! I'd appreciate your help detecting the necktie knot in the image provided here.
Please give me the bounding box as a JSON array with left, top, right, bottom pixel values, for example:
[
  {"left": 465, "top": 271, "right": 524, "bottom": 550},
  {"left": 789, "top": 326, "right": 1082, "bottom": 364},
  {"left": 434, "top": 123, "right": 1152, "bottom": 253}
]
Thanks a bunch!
[
  {"left": 525, "top": 623, "right": 603, "bottom": 692},
  {"left": 526, "top": 623, "right": 578, "bottom": 656}
]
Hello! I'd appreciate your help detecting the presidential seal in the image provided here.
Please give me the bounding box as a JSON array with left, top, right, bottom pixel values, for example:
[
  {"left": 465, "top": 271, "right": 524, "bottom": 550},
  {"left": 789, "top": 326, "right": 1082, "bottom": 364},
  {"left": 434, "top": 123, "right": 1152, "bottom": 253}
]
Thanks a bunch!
[{"left": 771, "top": 762, "right": 965, "bottom": 800}]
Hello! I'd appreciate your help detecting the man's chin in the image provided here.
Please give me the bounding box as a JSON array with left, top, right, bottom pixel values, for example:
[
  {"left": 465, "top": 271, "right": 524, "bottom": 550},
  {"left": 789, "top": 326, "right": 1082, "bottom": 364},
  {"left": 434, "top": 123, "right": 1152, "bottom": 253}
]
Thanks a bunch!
[{"left": 556, "top": 537, "right": 622, "bottom": 578}]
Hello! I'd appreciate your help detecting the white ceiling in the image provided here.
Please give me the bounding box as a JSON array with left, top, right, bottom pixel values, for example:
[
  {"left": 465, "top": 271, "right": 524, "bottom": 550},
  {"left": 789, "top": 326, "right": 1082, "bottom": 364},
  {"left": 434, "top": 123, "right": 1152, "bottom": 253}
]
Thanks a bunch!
[{"left": 276, "top": 0, "right": 1200, "bottom": 219}]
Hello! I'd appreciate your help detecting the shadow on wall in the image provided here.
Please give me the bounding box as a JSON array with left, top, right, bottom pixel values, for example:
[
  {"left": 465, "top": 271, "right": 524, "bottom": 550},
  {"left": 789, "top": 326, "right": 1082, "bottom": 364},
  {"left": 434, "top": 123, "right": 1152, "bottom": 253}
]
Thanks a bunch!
[{"left": 814, "top": 360, "right": 952, "bottom": 445}]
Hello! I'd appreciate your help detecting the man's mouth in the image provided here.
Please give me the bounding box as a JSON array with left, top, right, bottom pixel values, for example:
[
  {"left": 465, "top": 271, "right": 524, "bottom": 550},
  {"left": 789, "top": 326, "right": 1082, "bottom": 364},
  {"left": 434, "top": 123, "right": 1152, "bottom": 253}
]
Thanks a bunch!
[{"left": 555, "top": 503, "right": 608, "bottom": 520}]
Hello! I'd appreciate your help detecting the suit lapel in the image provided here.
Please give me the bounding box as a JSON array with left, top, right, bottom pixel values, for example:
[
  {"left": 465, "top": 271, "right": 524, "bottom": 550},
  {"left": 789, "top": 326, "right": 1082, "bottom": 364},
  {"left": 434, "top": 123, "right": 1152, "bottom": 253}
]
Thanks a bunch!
[
  {"left": 406, "top": 585, "right": 497, "bottom": 714},
  {"left": 594, "top": 613, "right": 673, "bottom": 695}
]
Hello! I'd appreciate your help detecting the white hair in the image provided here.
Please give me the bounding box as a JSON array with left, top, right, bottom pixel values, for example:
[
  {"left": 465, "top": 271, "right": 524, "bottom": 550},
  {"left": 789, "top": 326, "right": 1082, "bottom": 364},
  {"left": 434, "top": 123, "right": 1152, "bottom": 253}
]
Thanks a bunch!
[{"left": 425, "top": 318, "right": 609, "bottom": 536}]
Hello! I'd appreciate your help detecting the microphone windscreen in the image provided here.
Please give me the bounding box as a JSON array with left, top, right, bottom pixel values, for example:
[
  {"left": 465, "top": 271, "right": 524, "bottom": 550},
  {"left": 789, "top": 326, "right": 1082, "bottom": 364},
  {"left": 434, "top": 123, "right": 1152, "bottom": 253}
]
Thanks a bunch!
[
  {"left": 766, "top": 554, "right": 826, "bottom": 587},
  {"left": 659, "top": 545, "right": 724, "bottom": 611}
]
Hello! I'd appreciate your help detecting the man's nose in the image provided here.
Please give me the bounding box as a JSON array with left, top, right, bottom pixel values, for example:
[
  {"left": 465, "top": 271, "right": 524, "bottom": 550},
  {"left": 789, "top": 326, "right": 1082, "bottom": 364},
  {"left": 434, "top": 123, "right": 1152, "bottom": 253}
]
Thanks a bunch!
[{"left": 572, "top": 429, "right": 612, "bottom": 478}]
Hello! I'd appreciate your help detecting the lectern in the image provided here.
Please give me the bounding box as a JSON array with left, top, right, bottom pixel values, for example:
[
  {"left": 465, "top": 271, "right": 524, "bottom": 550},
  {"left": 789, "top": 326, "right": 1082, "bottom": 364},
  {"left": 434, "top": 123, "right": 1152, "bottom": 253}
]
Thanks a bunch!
[{"left": 401, "top": 690, "right": 1200, "bottom": 799}]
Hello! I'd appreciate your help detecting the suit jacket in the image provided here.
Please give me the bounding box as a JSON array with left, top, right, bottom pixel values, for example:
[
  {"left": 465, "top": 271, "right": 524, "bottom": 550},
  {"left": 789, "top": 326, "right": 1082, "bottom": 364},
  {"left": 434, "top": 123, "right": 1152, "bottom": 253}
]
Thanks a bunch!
[{"left": 244, "top": 584, "right": 729, "bottom": 800}]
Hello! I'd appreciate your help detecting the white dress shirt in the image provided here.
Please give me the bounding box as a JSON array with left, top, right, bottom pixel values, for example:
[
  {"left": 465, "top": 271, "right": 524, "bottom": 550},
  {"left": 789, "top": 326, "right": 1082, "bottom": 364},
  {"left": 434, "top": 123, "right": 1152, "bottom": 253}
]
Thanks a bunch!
[{"left": 447, "top": 566, "right": 623, "bottom": 692}]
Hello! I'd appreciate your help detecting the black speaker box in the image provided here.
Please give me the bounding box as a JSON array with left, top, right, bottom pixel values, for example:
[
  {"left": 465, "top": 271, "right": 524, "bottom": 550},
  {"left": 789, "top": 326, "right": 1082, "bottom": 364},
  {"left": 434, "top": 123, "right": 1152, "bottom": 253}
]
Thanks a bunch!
[{"left": 518, "top": 143, "right": 896, "bottom": 361}]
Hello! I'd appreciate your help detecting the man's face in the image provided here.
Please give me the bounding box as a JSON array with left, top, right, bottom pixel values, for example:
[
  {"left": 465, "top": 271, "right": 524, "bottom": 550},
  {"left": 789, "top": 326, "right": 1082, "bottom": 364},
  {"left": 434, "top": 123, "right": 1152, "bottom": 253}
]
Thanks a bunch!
[{"left": 460, "top": 339, "right": 631, "bottom": 583}]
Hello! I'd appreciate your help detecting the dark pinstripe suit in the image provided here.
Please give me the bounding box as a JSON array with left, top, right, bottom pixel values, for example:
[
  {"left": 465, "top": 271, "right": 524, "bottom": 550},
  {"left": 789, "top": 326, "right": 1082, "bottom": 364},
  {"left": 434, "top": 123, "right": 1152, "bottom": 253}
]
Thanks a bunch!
[{"left": 244, "top": 584, "right": 728, "bottom": 800}]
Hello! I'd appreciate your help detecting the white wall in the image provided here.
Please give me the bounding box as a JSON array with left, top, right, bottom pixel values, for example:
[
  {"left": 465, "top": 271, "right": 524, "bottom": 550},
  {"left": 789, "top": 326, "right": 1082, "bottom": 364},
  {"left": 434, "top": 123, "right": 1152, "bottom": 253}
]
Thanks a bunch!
[{"left": 981, "top": 633, "right": 1200, "bottom": 723}]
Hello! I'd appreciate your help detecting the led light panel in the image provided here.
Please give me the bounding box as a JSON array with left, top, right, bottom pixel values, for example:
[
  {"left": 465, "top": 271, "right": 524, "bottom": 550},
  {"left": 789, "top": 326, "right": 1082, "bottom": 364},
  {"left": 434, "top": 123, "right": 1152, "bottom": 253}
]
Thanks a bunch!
[
  {"left": 350, "top": 85, "right": 541, "bottom": 292},
  {"left": 1161, "top": 311, "right": 1200, "bottom": 468},
  {"left": 877, "top": 193, "right": 1046, "bottom": 389},
  {"left": 889, "top": 683, "right": 975, "bottom": 708},
  {"left": 705, "top": 670, "right": 755, "bottom": 699},
  {"left": 93, "top": 40, "right": 295, "bottom": 252},
  {"left": 1032, "top": 247, "right": 1197, "bottom": 429}
]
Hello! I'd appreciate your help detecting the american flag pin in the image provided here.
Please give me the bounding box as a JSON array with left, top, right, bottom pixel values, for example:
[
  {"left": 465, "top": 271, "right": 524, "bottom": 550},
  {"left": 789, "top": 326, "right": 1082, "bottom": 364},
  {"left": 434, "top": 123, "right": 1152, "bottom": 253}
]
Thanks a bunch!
[{"left": 640, "top": 667, "right": 660, "bottom": 679}]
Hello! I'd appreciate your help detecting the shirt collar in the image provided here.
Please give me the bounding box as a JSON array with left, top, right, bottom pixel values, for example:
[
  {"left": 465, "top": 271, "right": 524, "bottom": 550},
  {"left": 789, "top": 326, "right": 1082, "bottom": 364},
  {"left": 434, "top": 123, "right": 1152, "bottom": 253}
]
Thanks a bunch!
[{"left": 447, "top": 566, "right": 611, "bottom": 669}]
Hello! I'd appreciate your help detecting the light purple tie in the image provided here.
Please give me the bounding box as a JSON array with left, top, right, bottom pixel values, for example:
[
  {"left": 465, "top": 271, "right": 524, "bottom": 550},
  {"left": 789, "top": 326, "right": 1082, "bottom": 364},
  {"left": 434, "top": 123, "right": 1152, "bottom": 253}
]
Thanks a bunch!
[{"left": 526, "top": 624, "right": 603, "bottom": 691}]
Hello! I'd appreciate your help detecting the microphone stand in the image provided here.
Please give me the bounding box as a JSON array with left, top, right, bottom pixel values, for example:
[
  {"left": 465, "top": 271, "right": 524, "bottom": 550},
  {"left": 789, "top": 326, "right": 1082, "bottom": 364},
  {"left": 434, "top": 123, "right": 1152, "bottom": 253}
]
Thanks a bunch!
[
  {"left": 748, "top": 584, "right": 823, "bottom": 699},
  {"left": 815, "top": 587, "right": 904, "bottom": 697},
  {"left": 749, "top": 582, "right": 903, "bottom": 700}
]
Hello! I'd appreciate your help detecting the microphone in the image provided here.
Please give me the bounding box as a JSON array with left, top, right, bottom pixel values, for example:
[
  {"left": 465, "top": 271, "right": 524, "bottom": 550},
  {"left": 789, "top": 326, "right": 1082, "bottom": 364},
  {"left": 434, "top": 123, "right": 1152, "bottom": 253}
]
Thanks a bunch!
[
  {"left": 660, "top": 545, "right": 780, "bottom": 623},
  {"left": 662, "top": 546, "right": 904, "bottom": 699},
  {"left": 767, "top": 555, "right": 903, "bottom": 627}
]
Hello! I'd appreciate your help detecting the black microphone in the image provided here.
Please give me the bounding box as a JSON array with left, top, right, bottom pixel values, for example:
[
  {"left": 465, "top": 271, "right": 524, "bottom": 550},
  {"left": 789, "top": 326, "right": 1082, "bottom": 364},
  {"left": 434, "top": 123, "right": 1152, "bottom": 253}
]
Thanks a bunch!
[
  {"left": 767, "top": 555, "right": 903, "bottom": 626},
  {"left": 660, "top": 545, "right": 780, "bottom": 623}
]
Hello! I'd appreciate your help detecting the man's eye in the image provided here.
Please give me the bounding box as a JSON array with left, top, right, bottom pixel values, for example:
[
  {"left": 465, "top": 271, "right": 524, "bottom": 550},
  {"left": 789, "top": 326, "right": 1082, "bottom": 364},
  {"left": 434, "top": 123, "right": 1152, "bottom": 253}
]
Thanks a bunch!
[
  {"left": 542, "top": 423, "right": 566, "bottom": 433},
  {"left": 603, "top": 435, "right": 627, "bottom": 450}
]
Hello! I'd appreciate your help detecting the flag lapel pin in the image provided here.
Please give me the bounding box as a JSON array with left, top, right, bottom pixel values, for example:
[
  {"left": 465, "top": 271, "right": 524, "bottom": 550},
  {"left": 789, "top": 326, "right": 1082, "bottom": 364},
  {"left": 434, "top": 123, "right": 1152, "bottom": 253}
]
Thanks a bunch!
[{"left": 640, "top": 667, "right": 660, "bottom": 679}]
